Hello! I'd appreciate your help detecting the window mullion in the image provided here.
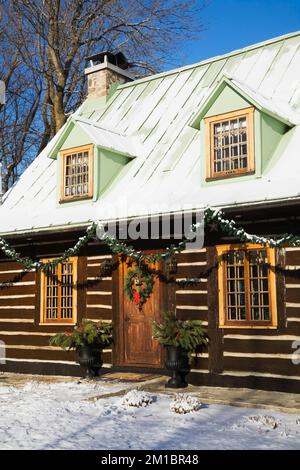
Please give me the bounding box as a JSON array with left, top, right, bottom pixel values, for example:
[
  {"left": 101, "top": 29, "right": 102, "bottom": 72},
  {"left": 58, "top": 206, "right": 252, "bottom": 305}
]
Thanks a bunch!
[
  {"left": 244, "top": 251, "right": 251, "bottom": 323},
  {"left": 267, "top": 248, "right": 275, "bottom": 326},
  {"left": 71, "top": 261, "right": 75, "bottom": 322},
  {"left": 57, "top": 263, "right": 61, "bottom": 322},
  {"left": 223, "top": 254, "right": 228, "bottom": 324},
  {"left": 210, "top": 123, "right": 214, "bottom": 176},
  {"left": 42, "top": 271, "right": 46, "bottom": 323}
]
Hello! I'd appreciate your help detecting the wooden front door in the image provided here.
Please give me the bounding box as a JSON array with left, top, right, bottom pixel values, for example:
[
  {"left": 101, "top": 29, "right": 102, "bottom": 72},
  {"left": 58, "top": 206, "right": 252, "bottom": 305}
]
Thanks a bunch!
[{"left": 118, "top": 260, "right": 163, "bottom": 368}]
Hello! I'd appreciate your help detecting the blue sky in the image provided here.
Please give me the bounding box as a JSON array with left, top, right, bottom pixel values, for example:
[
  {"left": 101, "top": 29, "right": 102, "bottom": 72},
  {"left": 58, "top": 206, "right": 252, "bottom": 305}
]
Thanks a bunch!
[{"left": 182, "top": 0, "right": 300, "bottom": 65}]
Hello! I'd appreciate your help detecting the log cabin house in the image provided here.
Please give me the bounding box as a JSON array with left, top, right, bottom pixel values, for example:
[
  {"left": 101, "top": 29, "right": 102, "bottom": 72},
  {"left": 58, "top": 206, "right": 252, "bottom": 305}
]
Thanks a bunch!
[{"left": 0, "top": 32, "right": 300, "bottom": 392}]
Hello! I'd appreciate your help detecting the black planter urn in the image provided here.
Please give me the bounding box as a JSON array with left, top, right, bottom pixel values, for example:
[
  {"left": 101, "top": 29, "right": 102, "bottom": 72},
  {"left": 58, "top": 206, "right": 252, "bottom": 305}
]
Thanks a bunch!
[
  {"left": 165, "top": 345, "right": 189, "bottom": 388},
  {"left": 78, "top": 345, "right": 103, "bottom": 379}
]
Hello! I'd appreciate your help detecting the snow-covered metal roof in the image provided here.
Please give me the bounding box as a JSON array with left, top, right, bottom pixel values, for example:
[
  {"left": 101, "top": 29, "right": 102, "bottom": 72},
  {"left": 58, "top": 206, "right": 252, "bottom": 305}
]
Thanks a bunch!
[
  {"left": 70, "top": 117, "right": 140, "bottom": 158},
  {"left": 2, "top": 30, "right": 300, "bottom": 235},
  {"left": 189, "top": 75, "right": 300, "bottom": 128}
]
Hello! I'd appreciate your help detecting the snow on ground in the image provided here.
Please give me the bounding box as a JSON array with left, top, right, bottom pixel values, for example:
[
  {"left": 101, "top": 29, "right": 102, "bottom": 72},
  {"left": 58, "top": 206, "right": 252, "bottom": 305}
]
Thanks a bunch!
[{"left": 0, "top": 380, "right": 300, "bottom": 450}]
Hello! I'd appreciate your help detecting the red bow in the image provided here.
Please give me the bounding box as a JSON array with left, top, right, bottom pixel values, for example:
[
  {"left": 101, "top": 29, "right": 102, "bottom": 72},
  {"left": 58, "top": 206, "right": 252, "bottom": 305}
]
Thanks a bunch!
[{"left": 133, "top": 291, "right": 141, "bottom": 305}]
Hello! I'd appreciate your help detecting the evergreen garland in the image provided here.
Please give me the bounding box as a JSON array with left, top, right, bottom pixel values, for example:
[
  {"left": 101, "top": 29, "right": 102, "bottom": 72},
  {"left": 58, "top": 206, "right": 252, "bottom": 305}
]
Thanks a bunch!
[
  {"left": 0, "top": 222, "right": 98, "bottom": 270},
  {"left": 1, "top": 206, "right": 300, "bottom": 271},
  {"left": 203, "top": 208, "right": 300, "bottom": 247},
  {"left": 96, "top": 222, "right": 189, "bottom": 263}
]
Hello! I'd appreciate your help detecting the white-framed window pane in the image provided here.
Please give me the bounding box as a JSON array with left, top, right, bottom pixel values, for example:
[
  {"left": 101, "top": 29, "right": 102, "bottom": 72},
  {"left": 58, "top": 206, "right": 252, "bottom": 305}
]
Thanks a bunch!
[
  {"left": 213, "top": 115, "right": 249, "bottom": 175},
  {"left": 64, "top": 149, "right": 90, "bottom": 198}
]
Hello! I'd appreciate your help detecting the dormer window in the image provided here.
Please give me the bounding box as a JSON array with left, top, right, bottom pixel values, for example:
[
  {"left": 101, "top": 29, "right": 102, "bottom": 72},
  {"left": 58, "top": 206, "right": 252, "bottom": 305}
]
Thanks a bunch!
[
  {"left": 205, "top": 107, "right": 255, "bottom": 180},
  {"left": 60, "top": 144, "right": 94, "bottom": 202}
]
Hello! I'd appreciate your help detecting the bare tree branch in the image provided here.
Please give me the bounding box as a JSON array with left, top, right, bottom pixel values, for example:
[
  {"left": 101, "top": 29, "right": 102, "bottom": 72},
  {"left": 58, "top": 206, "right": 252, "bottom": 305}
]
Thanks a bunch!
[{"left": 0, "top": 0, "right": 206, "bottom": 191}]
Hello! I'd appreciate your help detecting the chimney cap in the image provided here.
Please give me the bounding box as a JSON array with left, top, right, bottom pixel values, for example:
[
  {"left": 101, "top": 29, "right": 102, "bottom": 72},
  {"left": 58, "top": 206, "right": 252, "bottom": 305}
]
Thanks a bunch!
[{"left": 85, "top": 51, "right": 130, "bottom": 70}]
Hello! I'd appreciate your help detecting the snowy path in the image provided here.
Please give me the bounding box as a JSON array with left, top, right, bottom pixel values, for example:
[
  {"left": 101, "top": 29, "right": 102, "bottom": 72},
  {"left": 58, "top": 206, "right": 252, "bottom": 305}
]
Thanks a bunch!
[{"left": 0, "top": 380, "right": 300, "bottom": 450}]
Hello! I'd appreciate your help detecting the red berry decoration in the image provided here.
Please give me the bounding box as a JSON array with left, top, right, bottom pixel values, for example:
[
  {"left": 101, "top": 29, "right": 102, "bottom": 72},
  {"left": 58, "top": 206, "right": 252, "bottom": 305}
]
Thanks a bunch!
[{"left": 133, "top": 291, "right": 141, "bottom": 304}]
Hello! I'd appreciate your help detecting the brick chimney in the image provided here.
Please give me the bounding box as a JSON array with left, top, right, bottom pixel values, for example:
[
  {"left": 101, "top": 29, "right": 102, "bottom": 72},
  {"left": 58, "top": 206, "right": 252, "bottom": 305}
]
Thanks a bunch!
[{"left": 85, "top": 51, "right": 134, "bottom": 99}]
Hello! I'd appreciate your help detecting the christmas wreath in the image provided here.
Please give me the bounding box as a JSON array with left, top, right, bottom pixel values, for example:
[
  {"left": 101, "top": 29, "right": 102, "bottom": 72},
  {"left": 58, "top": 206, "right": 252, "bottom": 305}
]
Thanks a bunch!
[{"left": 125, "top": 266, "right": 154, "bottom": 308}]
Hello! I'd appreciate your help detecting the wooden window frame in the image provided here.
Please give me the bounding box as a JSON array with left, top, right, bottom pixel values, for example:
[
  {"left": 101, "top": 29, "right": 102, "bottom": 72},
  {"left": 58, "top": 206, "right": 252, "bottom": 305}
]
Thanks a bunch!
[
  {"left": 216, "top": 244, "right": 277, "bottom": 329},
  {"left": 205, "top": 107, "right": 255, "bottom": 181},
  {"left": 60, "top": 144, "right": 94, "bottom": 202},
  {"left": 40, "top": 257, "right": 78, "bottom": 325}
]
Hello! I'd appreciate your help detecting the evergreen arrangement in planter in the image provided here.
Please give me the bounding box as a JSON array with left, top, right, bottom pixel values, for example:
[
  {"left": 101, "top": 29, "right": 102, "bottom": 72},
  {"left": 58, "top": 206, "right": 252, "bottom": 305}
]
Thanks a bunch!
[
  {"left": 152, "top": 311, "right": 208, "bottom": 388},
  {"left": 50, "top": 320, "right": 113, "bottom": 379}
]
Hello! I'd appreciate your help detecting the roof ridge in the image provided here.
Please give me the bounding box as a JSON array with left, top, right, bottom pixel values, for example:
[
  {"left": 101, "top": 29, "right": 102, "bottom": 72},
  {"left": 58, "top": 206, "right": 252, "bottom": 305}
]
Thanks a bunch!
[{"left": 119, "top": 30, "right": 300, "bottom": 89}]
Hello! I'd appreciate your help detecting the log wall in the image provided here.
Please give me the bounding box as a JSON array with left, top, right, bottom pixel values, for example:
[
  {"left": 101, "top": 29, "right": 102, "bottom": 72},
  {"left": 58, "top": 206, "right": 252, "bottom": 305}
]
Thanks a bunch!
[
  {"left": 174, "top": 248, "right": 209, "bottom": 374},
  {"left": 186, "top": 246, "right": 300, "bottom": 393},
  {"left": 0, "top": 260, "right": 79, "bottom": 371},
  {"left": 86, "top": 251, "right": 113, "bottom": 366},
  {"left": 0, "top": 237, "right": 114, "bottom": 375},
  {"left": 0, "top": 235, "right": 300, "bottom": 393}
]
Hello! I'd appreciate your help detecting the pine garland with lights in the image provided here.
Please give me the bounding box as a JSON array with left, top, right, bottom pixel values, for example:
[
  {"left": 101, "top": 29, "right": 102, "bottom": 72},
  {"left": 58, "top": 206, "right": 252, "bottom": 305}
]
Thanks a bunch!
[
  {"left": 95, "top": 222, "right": 191, "bottom": 263},
  {"left": 1, "top": 207, "right": 300, "bottom": 271},
  {"left": 0, "top": 222, "right": 98, "bottom": 271},
  {"left": 203, "top": 208, "right": 300, "bottom": 248}
]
